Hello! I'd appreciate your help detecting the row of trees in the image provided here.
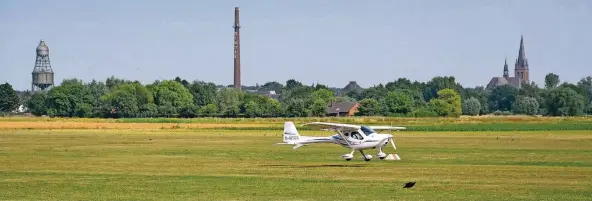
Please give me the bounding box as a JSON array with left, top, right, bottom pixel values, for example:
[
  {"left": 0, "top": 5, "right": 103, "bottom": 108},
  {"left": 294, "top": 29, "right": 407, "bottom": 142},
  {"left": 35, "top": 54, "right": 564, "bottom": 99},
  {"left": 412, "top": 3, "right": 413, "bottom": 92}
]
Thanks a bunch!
[{"left": 0, "top": 73, "right": 591, "bottom": 118}]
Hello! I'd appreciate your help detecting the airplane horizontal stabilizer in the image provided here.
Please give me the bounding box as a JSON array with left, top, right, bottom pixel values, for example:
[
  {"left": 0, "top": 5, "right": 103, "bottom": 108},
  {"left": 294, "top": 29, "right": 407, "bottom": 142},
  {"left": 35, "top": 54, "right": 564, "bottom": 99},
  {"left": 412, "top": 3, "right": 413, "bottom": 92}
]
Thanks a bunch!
[{"left": 293, "top": 144, "right": 306, "bottom": 149}]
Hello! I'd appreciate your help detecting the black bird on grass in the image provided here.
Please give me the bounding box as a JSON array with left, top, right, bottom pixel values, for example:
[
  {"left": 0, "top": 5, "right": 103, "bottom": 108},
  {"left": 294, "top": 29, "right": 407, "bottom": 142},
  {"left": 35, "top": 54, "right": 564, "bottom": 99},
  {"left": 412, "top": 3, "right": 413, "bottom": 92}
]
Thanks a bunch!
[{"left": 403, "top": 181, "right": 416, "bottom": 188}]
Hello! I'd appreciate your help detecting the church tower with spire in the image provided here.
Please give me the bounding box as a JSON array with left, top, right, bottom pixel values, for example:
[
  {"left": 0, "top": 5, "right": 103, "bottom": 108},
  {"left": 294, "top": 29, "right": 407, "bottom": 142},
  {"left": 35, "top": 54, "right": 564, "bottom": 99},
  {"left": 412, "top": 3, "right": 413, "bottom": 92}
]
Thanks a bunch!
[
  {"left": 503, "top": 57, "right": 509, "bottom": 78},
  {"left": 514, "top": 35, "right": 530, "bottom": 83}
]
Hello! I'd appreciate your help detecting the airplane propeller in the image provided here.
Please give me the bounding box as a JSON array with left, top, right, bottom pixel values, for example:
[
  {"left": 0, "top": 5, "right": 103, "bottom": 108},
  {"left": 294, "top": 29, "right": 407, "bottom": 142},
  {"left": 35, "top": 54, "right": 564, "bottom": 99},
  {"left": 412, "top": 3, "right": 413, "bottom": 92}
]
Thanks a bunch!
[
  {"left": 389, "top": 122, "right": 397, "bottom": 150},
  {"left": 390, "top": 137, "right": 397, "bottom": 150}
]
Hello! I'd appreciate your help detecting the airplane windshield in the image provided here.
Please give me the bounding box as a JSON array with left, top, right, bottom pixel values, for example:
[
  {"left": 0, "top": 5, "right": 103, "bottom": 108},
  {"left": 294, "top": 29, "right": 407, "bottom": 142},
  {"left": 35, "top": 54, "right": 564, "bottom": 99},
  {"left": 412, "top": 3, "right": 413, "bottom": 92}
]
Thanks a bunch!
[{"left": 360, "top": 126, "right": 376, "bottom": 135}]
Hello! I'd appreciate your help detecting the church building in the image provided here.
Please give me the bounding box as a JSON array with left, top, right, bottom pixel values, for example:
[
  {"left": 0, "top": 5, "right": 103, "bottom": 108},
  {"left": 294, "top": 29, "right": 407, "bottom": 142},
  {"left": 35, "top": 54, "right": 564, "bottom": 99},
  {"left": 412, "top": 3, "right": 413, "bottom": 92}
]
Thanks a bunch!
[{"left": 486, "top": 36, "right": 530, "bottom": 89}]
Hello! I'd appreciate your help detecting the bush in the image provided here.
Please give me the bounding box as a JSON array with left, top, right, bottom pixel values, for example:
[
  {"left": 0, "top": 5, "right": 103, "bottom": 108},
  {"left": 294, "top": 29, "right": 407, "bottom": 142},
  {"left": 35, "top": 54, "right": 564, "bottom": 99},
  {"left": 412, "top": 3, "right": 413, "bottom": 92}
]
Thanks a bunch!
[{"left": 410, "top": 107, "right": 439, "bottom": 117}]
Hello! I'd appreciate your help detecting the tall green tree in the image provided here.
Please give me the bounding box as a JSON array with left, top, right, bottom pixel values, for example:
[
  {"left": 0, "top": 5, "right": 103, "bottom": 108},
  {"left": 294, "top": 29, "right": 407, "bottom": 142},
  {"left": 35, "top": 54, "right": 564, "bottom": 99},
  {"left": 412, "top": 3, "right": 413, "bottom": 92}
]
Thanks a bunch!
[
  {"left": 309, "top": 99, "right": 328, "bottom": 117},
  {"left": 544, "top": 87, "right": 585, "bottom": 116},
  {"left": 85, "top": 80, "right": 109, "bottom": 116},
  {"left": 544, "top": 73, "right": 560, "bottom": 89},
  {"left": 577, "top": 76, "right": 592, "bottom": 104},
  {"left": 463, "top": 86, "right": 489, "bottom": 114},
  {"left": 101, "top": 89, "right": 138, "bottom": 117},
  {"left": 188, "top": 81, "right": 217, "bottom": 107},
  {"left": 24, "top": 91, "right": 48, "bottom": 116},
  {"left": 383, "top": 91, "right": 413, "bottom": 115},
  {"left": 308, "top": 88, "right": 335, "bottom": 117},
  {"left": 280, "top": 85, "right": 314, "bottom": 117},
  {"left": 174, "top": 76, "right": 190, "bottom": 88},
  {"left": 44, "top": 79, "right": 94, "bottom": 117},
  {"left": 488, "top": 85, "right": 518, "bottom": 112},
  {"left": 312, "top": 89, "right": 335, "bottom": 103},
  {"left": 199, "top": 103, "right": 219, "bottom": 116},
  {"left": 257, "top": 98, "right": 282, "bottom": 117},
  {"left": 357, "top": 98, "right": 384, "bottom": 116},
  {"left": 359, "top": 84, "right": 388, "bottom": 100},
  {"left": 101, "top": 82, "right": 154, "bottom": 117},
  {"left": 429, "top": 88, "right": 462, "bottom": 117},
  {"left": 260, "top": 81, "right": 283, "bottom": 93},
  {"left": 243, "top": 100, "right": 260, "bottom": 117},
  {"left": 216, "top": 87, "right": 241, "bottom": 117},
  {"left": 149, "top": 80, "right": 194, "bottom": 108},
  {"left": 558, "top": 82, "right": 589, "bottom": 107},
  {"left": 393, "top": 89, "right": 426, "bottom": 108},
  {"left": 285, "top": 79, "right": 304, "bottom": 90},
  {"left": 105, "top": 76, "right": 133, "bottom": 91},
  {"left": 283, "top": 98, "right": 310, "bottom": 117},
  {"left": 385, "top": 78, "right": 413, "bottom": 91},
  {"left": 516, "top": 81, "right": 544, "bottom": 112},
  {"left": 512, "top": 96, "right": 539, "bottom": 115},
  {"left": 423, "top": 76, "right": 463, "bottom": 101},
  {"left": 313, "top": 83, "right": 329, "bottom": 91},
  {"left": 462, "top": 97, "right": 481, "bottom": 116},
  {"left": 0, "top": 83, "right": 20, "bottom": 113}
]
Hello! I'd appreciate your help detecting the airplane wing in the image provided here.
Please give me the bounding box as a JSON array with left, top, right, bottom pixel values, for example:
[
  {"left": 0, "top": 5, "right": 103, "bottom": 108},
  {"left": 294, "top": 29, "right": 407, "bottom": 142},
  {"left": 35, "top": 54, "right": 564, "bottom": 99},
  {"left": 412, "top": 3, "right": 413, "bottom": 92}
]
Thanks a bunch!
[
  {"left": 305, "top": 122, "right": 406, "bottom": 132},
  {"left": 303, "top": 122, "right": 360, "bottom": 132},
  {"left": 368, "top": 125, "right": 407, "bottom": 131}
]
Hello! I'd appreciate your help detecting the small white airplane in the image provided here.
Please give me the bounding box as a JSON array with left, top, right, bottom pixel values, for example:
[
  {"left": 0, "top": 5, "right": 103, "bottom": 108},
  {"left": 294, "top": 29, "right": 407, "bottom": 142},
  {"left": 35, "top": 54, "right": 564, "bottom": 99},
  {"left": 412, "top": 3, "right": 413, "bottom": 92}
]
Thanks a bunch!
[{"left": 277, "top": 121, "right": 406, "bottom": 161}]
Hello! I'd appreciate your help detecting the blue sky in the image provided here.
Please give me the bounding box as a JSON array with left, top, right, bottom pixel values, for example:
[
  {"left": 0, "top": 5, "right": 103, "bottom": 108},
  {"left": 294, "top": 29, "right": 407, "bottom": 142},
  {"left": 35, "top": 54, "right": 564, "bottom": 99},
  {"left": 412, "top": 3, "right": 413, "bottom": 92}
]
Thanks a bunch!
[{"left": 1, "top": 0, "right": 591, "bottom": 90}]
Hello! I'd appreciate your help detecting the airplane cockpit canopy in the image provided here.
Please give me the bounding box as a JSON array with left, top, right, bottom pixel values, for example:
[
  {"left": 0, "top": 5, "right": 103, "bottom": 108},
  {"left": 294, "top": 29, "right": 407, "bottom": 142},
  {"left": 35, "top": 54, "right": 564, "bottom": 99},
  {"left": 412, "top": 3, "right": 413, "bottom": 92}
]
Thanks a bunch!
[{"left": 360, "top": 126, "right": 376, "bottom": 135}]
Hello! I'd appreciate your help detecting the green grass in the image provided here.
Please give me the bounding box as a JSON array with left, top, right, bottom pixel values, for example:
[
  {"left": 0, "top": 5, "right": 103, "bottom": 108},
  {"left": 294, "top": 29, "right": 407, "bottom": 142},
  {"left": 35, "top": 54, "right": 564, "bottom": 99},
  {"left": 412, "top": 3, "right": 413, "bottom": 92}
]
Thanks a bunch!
[
  {"left": 2, "top": 115, "right": 592, "bottom": 125},
  {"left": 1, "top": 128, "right": 591, "bottom": 200},
  {"left": 182, "top": 122, "right": 592, "bottom": 131},
  {"left": 2, "top": 116, "right": 592, "bottom": 132}
]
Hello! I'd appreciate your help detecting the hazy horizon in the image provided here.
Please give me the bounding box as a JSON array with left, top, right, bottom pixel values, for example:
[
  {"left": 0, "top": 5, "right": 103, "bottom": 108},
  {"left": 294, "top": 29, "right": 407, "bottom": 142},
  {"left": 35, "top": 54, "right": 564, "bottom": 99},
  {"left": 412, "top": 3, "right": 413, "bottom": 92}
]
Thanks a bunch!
[{"left": 1, "top": 0, "right": 591, "bottom": 91}]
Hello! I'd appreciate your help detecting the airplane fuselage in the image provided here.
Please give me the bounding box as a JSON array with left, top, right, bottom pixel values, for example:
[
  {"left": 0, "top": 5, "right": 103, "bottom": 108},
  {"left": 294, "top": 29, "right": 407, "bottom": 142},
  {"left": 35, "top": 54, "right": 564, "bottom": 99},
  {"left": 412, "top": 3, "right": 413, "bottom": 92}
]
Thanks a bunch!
[
  {"left": 330, "top": 133, "right": 392, "bottom": 150},
  {"left": 286, "top": 133, "right": 392, "bottom": 150}
]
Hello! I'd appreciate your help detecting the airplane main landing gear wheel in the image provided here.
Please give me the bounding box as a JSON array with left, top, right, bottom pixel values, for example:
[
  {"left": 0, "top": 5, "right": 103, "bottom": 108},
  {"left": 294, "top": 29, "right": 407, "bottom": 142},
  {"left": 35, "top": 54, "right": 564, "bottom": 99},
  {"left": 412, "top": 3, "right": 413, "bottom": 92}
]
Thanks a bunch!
[
  {"left": 359, "top": 150, "right": 372, "bottom": 162},
  {"left": 377, "top": 152, "right": 387, "bottom": 160}
]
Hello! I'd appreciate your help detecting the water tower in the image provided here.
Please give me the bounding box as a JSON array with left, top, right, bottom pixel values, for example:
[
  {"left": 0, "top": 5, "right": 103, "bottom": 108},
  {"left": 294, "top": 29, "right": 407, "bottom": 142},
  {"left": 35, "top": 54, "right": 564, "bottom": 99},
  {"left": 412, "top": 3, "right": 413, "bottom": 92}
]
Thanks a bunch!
[{"left": 31, "top": 40, "right": 54, "bottom": 92}]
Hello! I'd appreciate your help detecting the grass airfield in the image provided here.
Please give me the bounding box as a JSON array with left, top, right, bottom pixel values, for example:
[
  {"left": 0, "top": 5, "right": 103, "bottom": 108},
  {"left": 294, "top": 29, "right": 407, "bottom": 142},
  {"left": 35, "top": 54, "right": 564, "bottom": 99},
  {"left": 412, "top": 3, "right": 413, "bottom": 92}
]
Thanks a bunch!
[{"left": 1, "top": 117, "right": 592, "bottom": 200}]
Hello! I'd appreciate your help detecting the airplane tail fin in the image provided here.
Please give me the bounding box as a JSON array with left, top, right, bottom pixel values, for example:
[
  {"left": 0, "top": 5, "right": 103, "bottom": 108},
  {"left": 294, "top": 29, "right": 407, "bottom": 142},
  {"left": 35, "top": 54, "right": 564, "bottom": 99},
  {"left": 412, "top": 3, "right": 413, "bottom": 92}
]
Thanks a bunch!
[{"left": 283, "top": 121, "right": 300, "bottom": 143}]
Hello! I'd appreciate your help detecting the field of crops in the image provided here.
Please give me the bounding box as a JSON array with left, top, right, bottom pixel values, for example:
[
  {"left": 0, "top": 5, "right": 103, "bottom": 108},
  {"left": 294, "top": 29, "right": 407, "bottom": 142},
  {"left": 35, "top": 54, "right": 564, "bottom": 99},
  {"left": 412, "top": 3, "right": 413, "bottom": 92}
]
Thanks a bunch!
[{"left": 1, "top": 116, "right": 591, "bottom": 200}]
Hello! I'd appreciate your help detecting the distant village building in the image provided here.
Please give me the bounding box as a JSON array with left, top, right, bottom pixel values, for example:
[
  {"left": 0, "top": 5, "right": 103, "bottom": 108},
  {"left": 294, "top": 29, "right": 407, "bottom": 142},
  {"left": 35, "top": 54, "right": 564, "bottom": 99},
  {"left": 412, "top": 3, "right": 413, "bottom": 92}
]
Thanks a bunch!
[
  {"left": 487, "top": 36, "right": 530, "bottom": 89},
  {"left": 326, "top": 102, "right": 359, "bottom": 117},
  {"left": 245, "top": 89, "right": 280, "bottom": 100},
  {"left": 14, "top": 105, "right": 27, "bottom": 113},
  {"left": 339, "top": 81, "right": 364, "bottom": 96},
  {"left": 242, "top": 81, "right": 364, "bottom": 116}
]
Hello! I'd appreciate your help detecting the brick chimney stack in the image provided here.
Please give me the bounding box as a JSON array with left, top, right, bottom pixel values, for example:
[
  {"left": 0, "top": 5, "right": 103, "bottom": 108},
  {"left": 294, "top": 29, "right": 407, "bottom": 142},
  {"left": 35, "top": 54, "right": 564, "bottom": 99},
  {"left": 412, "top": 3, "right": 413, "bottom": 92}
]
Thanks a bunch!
[{"left": 233, "top": 7, "right": 241, "bottom": 90}]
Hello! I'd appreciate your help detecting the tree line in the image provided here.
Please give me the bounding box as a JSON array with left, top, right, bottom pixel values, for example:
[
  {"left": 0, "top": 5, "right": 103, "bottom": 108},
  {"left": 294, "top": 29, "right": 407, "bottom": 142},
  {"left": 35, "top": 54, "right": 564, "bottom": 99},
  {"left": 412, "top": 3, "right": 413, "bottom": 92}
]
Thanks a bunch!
[{"left": 0, "top": 73, "right": 591, "bottom": 118}]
